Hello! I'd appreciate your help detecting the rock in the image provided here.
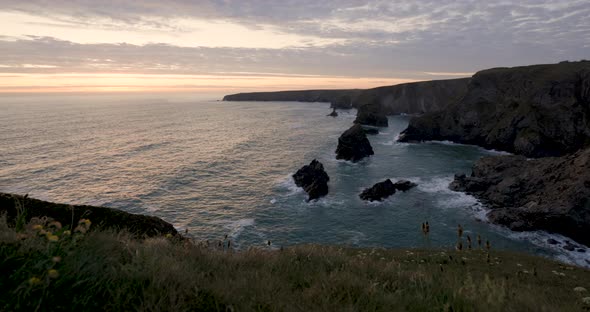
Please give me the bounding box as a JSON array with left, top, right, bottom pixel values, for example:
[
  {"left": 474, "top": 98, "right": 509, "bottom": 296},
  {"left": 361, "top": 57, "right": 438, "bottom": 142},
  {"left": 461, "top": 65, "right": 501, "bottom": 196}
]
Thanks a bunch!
[
  {"left": 331, "top": 95, "right": 353, "bottom": 109},
  {"left": 577, "top": 248, "right": 586, "bottom": 253},
  {"left": 398, "top": 61, "right": 590, "bottom": 157},
  {"left": 335, "top": 124, "right": 375, "bottom": 162},
  {"left": 327, "top": 108, "right": 338, "bottom": 117},
  {"left": 363, "top": 128, "right": 379, "bottom": 135},
  {"left": 354, "top": 101, "right": 388, "bottom": 127},
  {"left": 292, "top": 159, "right": 330, "bottom": 201},
  {"left": 360, "top": 179, "right": 396, "bottom": 201},
  {"left": 0, "top": 193, "right": 178, "bottom": 238},
  {"left": 393, "top": 180, "right": 417, "bottom": 192},
  {"left": 450, "top": 148, "right": 590, "bottom": 246},
  {"left": 547, "top": 238, "right": 559, "bottom": 245}
]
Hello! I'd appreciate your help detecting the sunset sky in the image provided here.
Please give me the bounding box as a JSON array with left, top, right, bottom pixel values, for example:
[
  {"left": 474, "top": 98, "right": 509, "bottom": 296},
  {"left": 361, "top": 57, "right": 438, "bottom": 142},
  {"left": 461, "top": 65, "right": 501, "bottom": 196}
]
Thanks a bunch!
[{"left": 0, "top": 1, "right": 588, "bottom": 94}]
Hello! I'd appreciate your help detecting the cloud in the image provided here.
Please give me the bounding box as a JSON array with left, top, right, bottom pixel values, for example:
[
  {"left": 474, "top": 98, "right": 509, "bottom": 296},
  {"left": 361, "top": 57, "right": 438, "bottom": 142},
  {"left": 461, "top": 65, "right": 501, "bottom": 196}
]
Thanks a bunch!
[{"left": 0, "top": 0, "right": 588, "bottom": 92}]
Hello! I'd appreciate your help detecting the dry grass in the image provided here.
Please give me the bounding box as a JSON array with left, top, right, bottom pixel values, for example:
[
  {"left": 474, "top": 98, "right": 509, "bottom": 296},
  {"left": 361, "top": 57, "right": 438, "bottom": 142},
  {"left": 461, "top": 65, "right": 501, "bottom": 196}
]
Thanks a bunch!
[{"left": 1, "top": 215, "right": 590, "bottom": 311}]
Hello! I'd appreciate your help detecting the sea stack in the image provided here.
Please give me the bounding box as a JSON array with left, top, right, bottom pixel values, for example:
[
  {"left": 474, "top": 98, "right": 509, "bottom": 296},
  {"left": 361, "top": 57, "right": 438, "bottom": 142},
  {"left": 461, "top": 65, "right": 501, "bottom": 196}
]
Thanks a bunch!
[
  {"left": 359, "top": 179, "right": 418, "bottom": 201},
  {"left": 335, "top": 124, "right": 374, "bottom": 162},
  {"left": 292, "top": 159, "right": 330, "bottom": 201},
  {"left": 327, "top": 108, "right": 338, "bottom": 117},
  {"left": 354, "top": 101, "right": 388, "bottom": 127}
]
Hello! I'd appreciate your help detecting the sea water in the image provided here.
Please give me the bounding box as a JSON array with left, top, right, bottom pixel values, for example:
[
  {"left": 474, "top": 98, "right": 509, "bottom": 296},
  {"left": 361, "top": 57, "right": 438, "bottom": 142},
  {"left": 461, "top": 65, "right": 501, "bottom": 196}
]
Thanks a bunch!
[{"left": 1, "top": 93, "right": 587, "bottom": 267}]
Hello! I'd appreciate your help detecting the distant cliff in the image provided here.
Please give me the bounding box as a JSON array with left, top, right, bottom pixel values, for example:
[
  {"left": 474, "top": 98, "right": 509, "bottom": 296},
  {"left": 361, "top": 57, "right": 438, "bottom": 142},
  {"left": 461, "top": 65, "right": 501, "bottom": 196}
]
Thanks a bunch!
[
  {"left": 399, "top": 61, "right": 590, "bottom": 157},
  {"left": 222, "top": 89, "right": 362, "bottom": 104},
  {"left": 222, "top": 78, "right": 470, "bottom": 114}
]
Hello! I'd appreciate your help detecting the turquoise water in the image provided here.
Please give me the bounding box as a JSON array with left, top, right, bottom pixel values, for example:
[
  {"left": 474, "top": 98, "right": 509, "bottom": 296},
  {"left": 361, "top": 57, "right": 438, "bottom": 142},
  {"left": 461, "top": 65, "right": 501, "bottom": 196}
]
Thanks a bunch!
[{"left": 0, "top": 94, "right": 587, "bottom": 266}]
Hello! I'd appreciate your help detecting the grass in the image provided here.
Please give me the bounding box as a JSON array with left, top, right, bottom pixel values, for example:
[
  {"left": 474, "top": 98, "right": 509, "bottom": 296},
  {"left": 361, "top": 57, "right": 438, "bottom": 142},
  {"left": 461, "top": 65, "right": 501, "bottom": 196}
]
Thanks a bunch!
[{"left": 1, "top": 215, "right": 590, "bottom": 311}]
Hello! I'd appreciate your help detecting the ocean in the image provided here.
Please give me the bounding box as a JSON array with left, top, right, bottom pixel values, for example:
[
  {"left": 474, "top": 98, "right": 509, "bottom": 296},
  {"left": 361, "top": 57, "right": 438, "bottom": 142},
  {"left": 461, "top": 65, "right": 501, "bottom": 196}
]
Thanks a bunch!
[{"left": 1, "top": 93, "right": 588, "bottom": 267}]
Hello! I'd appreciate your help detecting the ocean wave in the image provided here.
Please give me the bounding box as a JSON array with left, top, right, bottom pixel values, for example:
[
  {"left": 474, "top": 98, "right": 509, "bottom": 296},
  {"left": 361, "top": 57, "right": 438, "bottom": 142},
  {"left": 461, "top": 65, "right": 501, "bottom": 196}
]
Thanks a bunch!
[
  {"left": 423, "top": 140, "right": 512, "bottom": 155},
  {"left": 275, "top": 174, "right": 304, "bottom": 196},
  {"left": 223, "top": 218, "right": 255, "bottom": 239}
]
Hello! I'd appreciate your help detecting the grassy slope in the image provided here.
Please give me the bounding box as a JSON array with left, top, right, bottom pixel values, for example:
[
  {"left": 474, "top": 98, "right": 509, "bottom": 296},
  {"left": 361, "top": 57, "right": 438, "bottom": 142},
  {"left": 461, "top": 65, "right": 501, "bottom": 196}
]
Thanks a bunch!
[{"left": 1, "top": 217, "right": 590, "bottom": 312}]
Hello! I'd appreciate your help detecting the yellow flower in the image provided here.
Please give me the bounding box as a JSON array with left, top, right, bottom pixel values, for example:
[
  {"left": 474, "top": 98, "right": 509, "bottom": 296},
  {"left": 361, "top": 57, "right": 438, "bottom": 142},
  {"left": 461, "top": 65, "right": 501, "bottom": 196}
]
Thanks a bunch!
[
  {"left": 32, "top": 224, "right": 43, "bottom": 231},
  {"left": 48, "top": 269, "right": 59, "bottom": 279},
  {"left": 52, "top": 256, "right": 62, "bottom": 263},
  {"left": 79, "top": 219, "right": 92, "bottom": 227},
  {"left": 63, "top": 230, "right": 71, "bottom": 236},
  {"left": 165, "top": 233, "right": 173, "bottom": 238},
  {"left": 47, "top": 235, "right": 59, "bottom": 242},
  {"left": 28, "top": 277, "right": 42, "bottom": 286}
]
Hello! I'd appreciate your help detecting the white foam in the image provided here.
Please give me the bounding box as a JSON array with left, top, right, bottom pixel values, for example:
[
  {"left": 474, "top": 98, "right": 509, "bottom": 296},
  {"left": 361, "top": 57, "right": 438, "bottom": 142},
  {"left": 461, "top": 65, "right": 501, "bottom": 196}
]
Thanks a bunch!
[
  {"left": 224, "top": 218, "right": 255, "bottom": 239},
  {"left": 270, "top": 198, "right": 277, "bottom": 204},
  {"left": 422, "top": 140, "right": 512, "bottom": 155},
  {"left": 493, "top": 226, "right": 590, "bottom": 268},
  {"left": 276, "top": 174, "right": 304, "bottom": 196}
]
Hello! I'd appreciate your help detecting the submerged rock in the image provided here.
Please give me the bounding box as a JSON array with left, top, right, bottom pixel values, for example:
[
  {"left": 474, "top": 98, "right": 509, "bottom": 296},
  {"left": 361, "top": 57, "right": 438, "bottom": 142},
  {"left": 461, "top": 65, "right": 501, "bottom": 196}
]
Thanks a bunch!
[
  {"left": 363, "top": 128, "right": 379, "bottom": 135},
  {"left": 360, "top": 179, "right": 396, "bottom": 202},
  {"left": 392, "top": 180, "right": 418, "bottom": 192},
  {"left": 354, "top": 101, "right": 388, "bottom": 127},
  {"left": 327, "top": 108, "right": 338, "bottom": 117},
  {"left": 335, "top": 124, "right": 374, "bottom": 162},
  {"left": 292, "top": 159, "right": 330, "bottom": 201},
  {"left": 450, "top": 147, "right": 590, "bottom": 246}
]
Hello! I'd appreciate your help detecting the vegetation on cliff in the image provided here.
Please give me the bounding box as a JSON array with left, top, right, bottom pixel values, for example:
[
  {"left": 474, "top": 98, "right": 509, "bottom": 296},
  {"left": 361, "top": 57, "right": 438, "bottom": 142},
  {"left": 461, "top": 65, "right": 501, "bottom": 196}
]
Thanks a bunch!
[{"left": 2, "top": 195, "right": 590, "bottom": 311}]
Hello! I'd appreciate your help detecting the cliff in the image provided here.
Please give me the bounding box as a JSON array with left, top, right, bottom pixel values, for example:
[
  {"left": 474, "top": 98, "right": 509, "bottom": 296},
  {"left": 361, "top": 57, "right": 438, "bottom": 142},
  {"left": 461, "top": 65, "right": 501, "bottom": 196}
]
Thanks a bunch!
[
  {"left": 222, "top": 89, "right": 362, "bottom": 104},
  {"left": 399, "top": 61, "right": 590, "bottom": 157},
  {"left": 0, "top": 192, "right": 178, "bottom": 237},
  {"left": 451, "top": 148, "right": 590, "bottom": 246},
  {"left": 222, "top": 78, "right": 470, "bottom": 114},
  {"left": 352, "top": 78, "right": 470, "bottom": 114}
]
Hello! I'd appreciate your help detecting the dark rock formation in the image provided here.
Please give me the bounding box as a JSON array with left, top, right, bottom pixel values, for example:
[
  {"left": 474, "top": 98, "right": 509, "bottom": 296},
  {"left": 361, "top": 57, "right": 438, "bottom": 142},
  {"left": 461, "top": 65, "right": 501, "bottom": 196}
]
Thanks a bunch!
[
  {"left": 399, "top": 61, "right": 590, "bottom": 158},
  {"left": 222, "top": 89, "right": 361, "bottom": 103},
  {"left": 223, "top": 78, "right": 470, "bottom": 115},
  {"left": 331, "top": 95, "right": 353, "bottom": 109},
  {"left": 327, "top": 108, "right": 338, "bottom": 117},
  {"left": 392, "top": 180, "right": 418, "bottom": 192},
  {"left": 292, "top": 159, "right": 330, "bottom": 201},
  {"left": 335, "top": 124, "right": 374, "bottom": 162},
  {"left": 360, "top": 179, "right": 397, "bottom": 201},
  {"left": 354, "top": 101, "right": 388, "bottom": 127},
  {"left": 352, "top": 78, "right": 470, "bottom": 114},
  {"left": 0, "top": 193, "right": 178, "bottom": 237},
  {"left": 450, "top": 148, "right": 590, "bottom": 245},
  {"left": 363, "top": 128, "right": 379, "bottom": 135},
  {"left": 359, "top": 179, "right": 419, "bottom": 202}
]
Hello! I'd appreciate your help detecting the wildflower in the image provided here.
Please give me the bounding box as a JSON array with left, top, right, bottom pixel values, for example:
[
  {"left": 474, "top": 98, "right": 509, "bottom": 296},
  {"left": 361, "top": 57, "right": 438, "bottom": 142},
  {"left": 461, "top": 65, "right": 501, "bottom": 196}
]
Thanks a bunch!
[
  {"left": 52, "top": 256, "right": 62, "bottom": 263},
  {"left": 63, "top": 230, "right": 71, "bottom": 236},
  {"left": 574, "top": 287, "right": 587, "bottom": 293},
  {"left": 28, "top": 277, "right": 42, "bottom": 286},
  {"left": 32, "top": 224, "right": 43, "bottom": 231},
  {"left": 47, "top": 234, "right": 59, "bottom": 242},
  {"left": 38, "top": 229, "right": 47, "bottom": 236},
  {"left": 48, "top": 269, "right": 59, "bottom": 279},
  {"left": 79, "top": 219, "right": 92, "bottom": 227},
  {"left": 165, "top": 233, "right": 173, "bottom": 238}
]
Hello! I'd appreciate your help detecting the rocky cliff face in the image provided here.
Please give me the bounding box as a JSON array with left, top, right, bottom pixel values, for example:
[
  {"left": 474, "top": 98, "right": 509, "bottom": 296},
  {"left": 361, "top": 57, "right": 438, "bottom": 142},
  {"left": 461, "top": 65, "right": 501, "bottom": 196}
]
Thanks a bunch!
[
  {"left": 450, "top": 148, "right": 590, "bottom": 246},
  {"left": 335, "top": 124, "right": 374, "bottom": 162},
  {"left": 399, "top": 61, "right": 590, "bottom": 157},
  {"left": 351, "top": 78, "right": 470, "bottom": 114},
  {"left": 223, "top": 78, "right": 470, "bottom": 115}
]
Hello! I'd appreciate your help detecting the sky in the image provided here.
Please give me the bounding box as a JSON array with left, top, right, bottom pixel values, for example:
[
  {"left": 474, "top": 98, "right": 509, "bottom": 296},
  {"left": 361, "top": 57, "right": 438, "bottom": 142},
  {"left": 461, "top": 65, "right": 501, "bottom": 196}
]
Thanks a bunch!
[{"left": 0, "top": 0, "right": 588, "bottom": 94}]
